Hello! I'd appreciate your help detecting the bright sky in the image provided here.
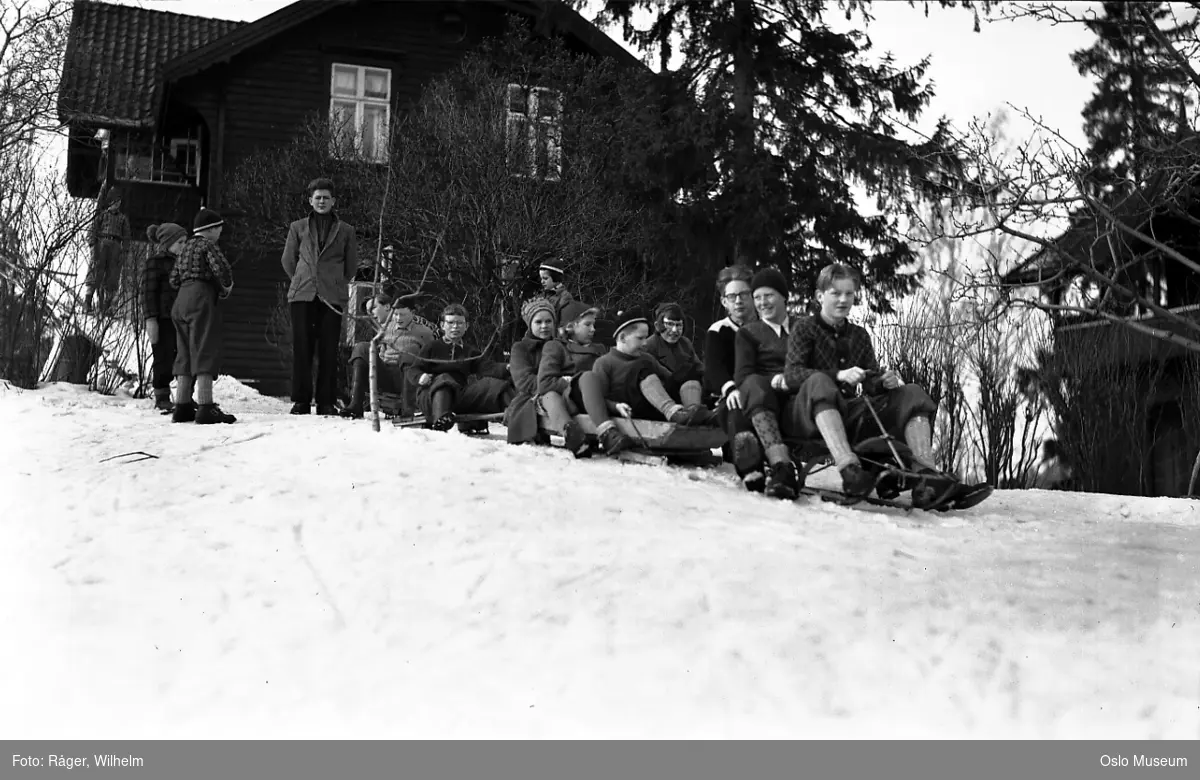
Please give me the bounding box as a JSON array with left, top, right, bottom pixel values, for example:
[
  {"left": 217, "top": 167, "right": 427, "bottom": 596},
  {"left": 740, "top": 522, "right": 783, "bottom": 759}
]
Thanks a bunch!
[{"left": 132, "top": 0, "right": 1100, "bottom": 146}]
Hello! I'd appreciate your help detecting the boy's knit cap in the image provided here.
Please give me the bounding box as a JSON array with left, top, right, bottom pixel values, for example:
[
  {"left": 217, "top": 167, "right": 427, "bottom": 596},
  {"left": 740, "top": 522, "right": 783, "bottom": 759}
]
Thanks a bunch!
[{"left": 193, "top": 207, "right": 224, "bottom": 232}]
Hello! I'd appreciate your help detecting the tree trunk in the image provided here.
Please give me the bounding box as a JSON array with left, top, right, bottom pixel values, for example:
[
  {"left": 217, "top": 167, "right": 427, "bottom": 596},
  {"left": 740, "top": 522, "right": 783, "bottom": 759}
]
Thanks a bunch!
[{"left": 732, "top": 0, "right": 755, "bottom": 267}]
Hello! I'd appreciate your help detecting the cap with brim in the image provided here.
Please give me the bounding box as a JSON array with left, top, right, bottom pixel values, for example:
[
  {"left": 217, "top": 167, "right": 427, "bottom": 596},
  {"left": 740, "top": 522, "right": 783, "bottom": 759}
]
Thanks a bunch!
[{"left": 613, "top": 307, "right": 650, "bottom": 338}]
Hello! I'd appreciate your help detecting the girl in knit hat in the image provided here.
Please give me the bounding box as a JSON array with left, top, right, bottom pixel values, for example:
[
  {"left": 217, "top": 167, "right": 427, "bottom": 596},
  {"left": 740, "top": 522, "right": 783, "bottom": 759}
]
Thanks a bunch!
[
  {"left": 503, "top": 297, "right": 558, "bottom": 444},
  {"left": 142, "top": 223, "right": 188, "bottom": 412},
  {"left": 168, "top": 207, "right": 236, "bottom": 424},
  {"left": 536, "top": 300, "right": 607, "bottom": 456},
  {"left": 644, "top": 301, "right": 705, "bottom": 408}
]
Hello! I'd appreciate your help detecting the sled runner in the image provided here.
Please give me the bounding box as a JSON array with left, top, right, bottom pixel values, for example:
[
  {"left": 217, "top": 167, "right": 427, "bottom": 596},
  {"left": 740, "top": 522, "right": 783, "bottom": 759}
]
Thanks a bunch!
[
  {"left": 538, "top": 413, "right": 727, "bottom": 464},
  {"left": 789, "top": 436, "right": 993, "bottom": 512},
  {"left": 391, "top": 411, "right": 504, "bottom": 431}
]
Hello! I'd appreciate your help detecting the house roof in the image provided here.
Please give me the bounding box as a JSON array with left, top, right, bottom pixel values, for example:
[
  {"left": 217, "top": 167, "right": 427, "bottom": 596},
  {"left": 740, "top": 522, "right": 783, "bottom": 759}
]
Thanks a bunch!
[
  {"left": 57, "top": 0, "right": 244, "bottom": 128},
  {"left": 160, "top": 0, "right": 352, "bottom": 82},
  {"left": 59, "top": 0, "right": 643, "bottom": 131},
  {"left": 1003, "top": 136, "right": 1200, "bottom": 288}
]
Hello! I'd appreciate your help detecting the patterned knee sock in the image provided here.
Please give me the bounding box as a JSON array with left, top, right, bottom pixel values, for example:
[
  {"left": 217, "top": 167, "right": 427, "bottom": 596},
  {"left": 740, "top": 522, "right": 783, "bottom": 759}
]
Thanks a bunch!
[
  {"left": 175, "top": 375, "right": 194, "bottom": 405},
  {"left": 814, "top": 407, "right": 858, "bottom": 470},
  {"left": 638, "top": 375, "right": 682, "bottom": 420},
  {"left": 680, "top": 380, "right": 703, "bottom": 407},
  {"left": 904, "top": 415, "right": 937, "bottom": 470},
  {"left": 195, "top": 374, "right": 214, "bottom": 405},
  {"left": 750, "top": 410, "right": 790, "bottom": 465}
]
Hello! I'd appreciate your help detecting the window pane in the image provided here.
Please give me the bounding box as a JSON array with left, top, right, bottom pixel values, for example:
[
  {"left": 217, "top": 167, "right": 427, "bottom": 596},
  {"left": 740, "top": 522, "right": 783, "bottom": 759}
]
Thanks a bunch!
[
  {"left": 534, "top": 89, "right": 559, "bottom": 120},
  {"left": 330, "top": 100, "right": 358, "bottom": 155},
  {"left": 506, "top": 84, "right": 527, "bottom": 115},
  {"left": 333, "top": 65, "right": 358, "bottom": 96},
  {"left": 364, "top": 68, "right": 390, "bottom": 99},
  {"left": 362, "top": 104, "right": 388, "bottom": 160},
  {"left": 506, "top": 114, "right": 531, "bottom": 175}
]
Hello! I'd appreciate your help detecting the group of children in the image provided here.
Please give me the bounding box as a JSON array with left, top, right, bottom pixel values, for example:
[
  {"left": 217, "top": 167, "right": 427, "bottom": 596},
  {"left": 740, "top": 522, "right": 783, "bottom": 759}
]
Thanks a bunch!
[
  {"left": 142, "top": 207, "right": 237, "bottom": 424},
  {"left": 347, "top": 262, "right": 718, "bottom": 454},
  {"left": 347, "top": 256, "right": 966, "bottom": 504},
  {"left": 134, "top": 177, "right": 964, "bottom": 502}
]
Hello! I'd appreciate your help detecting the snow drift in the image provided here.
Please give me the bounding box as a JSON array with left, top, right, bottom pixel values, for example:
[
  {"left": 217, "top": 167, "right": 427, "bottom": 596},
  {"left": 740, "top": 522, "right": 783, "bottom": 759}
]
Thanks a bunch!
[{"left": 1, "top": 378, "right": 1196, "bottom": 738}]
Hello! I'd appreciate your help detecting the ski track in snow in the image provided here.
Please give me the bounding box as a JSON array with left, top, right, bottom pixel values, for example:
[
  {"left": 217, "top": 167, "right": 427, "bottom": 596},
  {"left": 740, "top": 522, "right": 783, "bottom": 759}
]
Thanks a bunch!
[{"left": 1, "top": 379, "right": 1197, "bottom": 738}]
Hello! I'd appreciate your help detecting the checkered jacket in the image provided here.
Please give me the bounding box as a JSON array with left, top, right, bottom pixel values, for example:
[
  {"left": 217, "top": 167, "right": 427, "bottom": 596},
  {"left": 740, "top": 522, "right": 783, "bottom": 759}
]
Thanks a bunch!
[
  {"left": 141, "top": 251, "right": 176, "bottom": 319},
  {"left": 89, "top": 207, "right": 129, "bottom": 247},
  {"left": 169, "top": 236, "right": 234, "bottom": 298},
  {"left": 783, "top": 315, "right": 882, "bottom": 397}
]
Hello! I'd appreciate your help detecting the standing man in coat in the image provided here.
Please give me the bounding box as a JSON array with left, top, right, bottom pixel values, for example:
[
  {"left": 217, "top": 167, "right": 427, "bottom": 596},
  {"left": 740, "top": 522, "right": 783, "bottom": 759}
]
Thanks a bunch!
[{"left": 281, "top": 177, "right": 359, "bottom": 415}]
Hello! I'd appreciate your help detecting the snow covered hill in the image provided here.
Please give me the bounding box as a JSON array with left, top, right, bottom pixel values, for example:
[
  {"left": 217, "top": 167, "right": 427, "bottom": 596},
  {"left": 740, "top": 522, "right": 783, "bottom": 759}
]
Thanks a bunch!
[{"left": 1, "top": 379, "right": 1197, "bottom": 739}]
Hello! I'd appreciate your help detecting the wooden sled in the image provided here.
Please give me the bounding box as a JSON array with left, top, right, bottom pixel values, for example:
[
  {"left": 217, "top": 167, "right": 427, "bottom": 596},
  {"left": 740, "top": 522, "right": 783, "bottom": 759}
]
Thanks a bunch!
[
  {"left": 392, "top": 412, "right": 504, "bottom": 430},
  {"left": 786, "top": 434, "right": 992, "bottom": 511},
  {"left": 538, "top": 412, "right": 727, "bottom": 466}
]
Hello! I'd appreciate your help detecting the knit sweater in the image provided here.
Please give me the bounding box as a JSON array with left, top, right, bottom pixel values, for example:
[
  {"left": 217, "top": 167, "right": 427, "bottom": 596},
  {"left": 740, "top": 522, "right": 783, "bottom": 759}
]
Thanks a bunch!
[
  {"left": 536, "top": 337, "right": 607, "bottom": 396},
  {"left": 733, "top": 318, "right": 791, "bottom": 388},
  {"left": 591, "top": 348, "right": 673, "bottom": 406},
  {"left": 377, "top": 318, "right": 435, "bottom": 367},
  {"left": 644, "top": 333, "right": 703, "bottom": 385},
  {"left": 703, "top": 316, "right": 742, "bottom": 399},
  {"left": 783, "top": 315, "right": 883, "bottom": 398}
]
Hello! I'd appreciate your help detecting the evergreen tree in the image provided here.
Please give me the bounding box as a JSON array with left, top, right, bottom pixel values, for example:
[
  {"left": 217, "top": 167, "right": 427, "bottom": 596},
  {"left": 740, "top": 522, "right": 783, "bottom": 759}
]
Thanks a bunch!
[
  {"left": 1070, "top": 1, "right": 1197, "bottom": 188},
  {"left": 591, "top": 0, "right": 967, "bottom": 314}
]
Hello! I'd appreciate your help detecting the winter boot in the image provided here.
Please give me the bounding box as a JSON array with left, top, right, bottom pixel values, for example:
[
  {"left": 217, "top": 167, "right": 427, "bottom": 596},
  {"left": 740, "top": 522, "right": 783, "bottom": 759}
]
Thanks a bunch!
[
  {"left": 562, "top": 420, "right": 591, "bottom": 458},
  {"left": 911, "top": 468, "right": 954, "bottom": 510},
  {"left": 341, "top": 366, "right": 366, "bottom": 419},
  {"left": 742, "top": 469, "right": 767, "bottom": 493},
  {"left": 195, "top": 404, "right": 237, "bottom": 425},
  {"left": 670, "top": 404, "right": 717, "bottom": 427},
  {"left": 765, "top": 460, "right": 800, "bottom": 500},
  {"left": 290, "top": 402, "right": 310, "bottom": 415},
  {"left": 430, "top": 412, "right": 457, "bottom": 432},
  {"left": 457, "top": 420, "right": 489, "bottom": 436},
  {"left": 874, "top": 470, "right": 910, "bottom": 500},
  {"left": 153, "top": 388, "right": 173, "bottom": 414},
  {"left": 171, "top": 402, "right": 197, "bottom": 423},
  {"left": 598, "top": 426, "right": 634, "bottom": 456},
  {"left": 839, "top": 462, "right": 876, "bottom": 499}
]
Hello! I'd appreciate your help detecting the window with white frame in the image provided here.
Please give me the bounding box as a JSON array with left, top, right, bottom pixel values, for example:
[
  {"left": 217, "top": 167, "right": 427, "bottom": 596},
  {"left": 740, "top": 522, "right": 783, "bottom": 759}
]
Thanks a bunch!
[
  {"left": 330, "top": 63, "right": 391, "bottom": 162},
  {"left": 505, "top": 84, "right": 562, "bottom": 181}
]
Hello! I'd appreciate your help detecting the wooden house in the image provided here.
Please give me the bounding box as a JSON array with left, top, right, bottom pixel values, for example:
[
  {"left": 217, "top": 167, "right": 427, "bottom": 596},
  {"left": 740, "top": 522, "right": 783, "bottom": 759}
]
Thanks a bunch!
[
  {"left": 1005, "top": 164, "right": 1200, "bottom": 497},
  {"left": 57, "top": 0, "right": 639, "bottom": 396}
]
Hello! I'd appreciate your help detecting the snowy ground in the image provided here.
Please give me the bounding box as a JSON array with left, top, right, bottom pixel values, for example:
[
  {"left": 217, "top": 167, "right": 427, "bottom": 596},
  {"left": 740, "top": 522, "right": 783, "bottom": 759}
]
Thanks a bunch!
[{"left": 1, "top": 378, "right": 1197, "bottom": 739}]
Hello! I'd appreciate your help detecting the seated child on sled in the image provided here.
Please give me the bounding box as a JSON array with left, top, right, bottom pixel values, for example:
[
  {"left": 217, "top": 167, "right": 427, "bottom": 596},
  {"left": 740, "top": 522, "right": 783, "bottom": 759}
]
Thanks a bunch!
[
  {"left": 705, "top": 264, "right": 766, "bottom": 493},
  {"left": 505, "top": 297, "right": 558, "bottom": 444},
  {"left": 582, "top": 307, "right": 717, "bottom": 456},
  {"left": 412, "top": 303, "right": 514, "bottom": 432},
  {"left": 782, "top": 263, "right": 943, "bottom": 502},
  {"left": 342, "top": 288, "right": 434, "bottom": 419},
  {"left": 644, "top": 302, "right": 705, "bottom": 409},
  {"left": 536, "top": 301, "right": 609, "bottom": 456},
  {"left": 732, "top": 267, "right": 805, "bottom": 499}
]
